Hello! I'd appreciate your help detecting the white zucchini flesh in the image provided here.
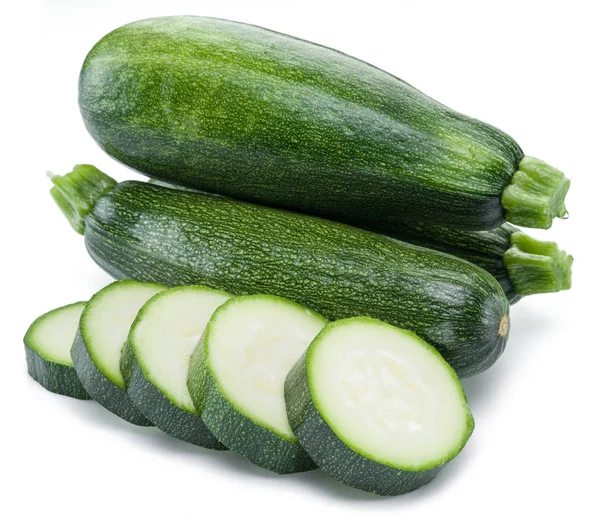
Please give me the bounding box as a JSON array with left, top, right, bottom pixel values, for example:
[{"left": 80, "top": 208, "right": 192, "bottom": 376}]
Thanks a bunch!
[
  {"left": 285, "top": 317, "right": 474, "bottom": 494},
  {"left": 129, "top": 286, "right": 233, "bottom": 410},
  {"left": 26, "top": 302, "right": 86, "bottom": 366},
  {"left": 207, "top": 295, "right": 328, "bottom": 440},
  {"left": 309, "top": 319, "right": 471, "bottom": 468},
  {"left": 81, "top": 281, "right": 167, "bottom": 389},
  {"left": 24, "top": 302, "right": 91, "bottom": 400}
]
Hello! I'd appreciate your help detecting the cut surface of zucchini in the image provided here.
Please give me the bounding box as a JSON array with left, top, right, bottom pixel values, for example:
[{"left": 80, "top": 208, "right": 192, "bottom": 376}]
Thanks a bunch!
[
  {"left": 189, "top": 294, "right": 327, "bottom": 473},
  {"left": 71, "top": 280, "right": 167, "bottom": 425},
  {"left": 24, "top": 302, "right": 90, "bottom": 399},
  {"left": 122, "top": 286, "right": 232, "bottom": 448},
  {"left": 285, "top": 317, "right": 474, "bottom": 495}
]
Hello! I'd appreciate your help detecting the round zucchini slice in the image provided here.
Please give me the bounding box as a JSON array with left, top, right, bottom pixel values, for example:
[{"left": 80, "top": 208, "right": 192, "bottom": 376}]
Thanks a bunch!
[
  {"left": 188, "top": 294, "right": 327, "bottom": 473},
  {"left": 285, "top": 317, "right": 475, "bottom": 495},
  {"left": 71, "top": 280, "right": 167, "bottom": 425},
  {"left": 121, "top": 286, "right": 232, "bottom": 448},
  {"left": 24, "top": 302, "right": 90, "bottom": 399}
]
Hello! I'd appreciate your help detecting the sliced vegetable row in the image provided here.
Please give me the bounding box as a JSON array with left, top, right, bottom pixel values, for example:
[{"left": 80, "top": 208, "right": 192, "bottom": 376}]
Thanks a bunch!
[{"left": 24, "top": 281, "right": 474, "bottom": 495}]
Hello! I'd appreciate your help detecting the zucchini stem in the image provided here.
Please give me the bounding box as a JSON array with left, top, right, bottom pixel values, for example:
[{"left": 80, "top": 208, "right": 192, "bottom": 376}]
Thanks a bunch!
[
  {"left": 49, "top": 165, "right": 116, "bottom": 234},
  {"left": 501, "top": 156, "right": 570, "bottom": 229},
  {"left": 504, "top": 231, "right": 573, "bottom": 296}
]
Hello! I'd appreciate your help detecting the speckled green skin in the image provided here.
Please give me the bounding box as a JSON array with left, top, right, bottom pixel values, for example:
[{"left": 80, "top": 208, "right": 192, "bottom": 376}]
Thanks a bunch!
[
  {"left": 386, "top": 222, "right": 521, "bottom": 303},
  {"left": 83, "top": 181, "right": 510, "bottom": 378},
  {"left": 124, "top": 356, "right": 226, "bottom": 449},
  {"left": 25, "top": 345, "right": 91, "bottom": 400},
  {"left": 79, "top": 16, "right": 523, "bottom": 231},
  {"left": 187, "top": 332, "right": 316, "bottom": 474},
  {"left": 70, "top": 329, "right": 153, "bottom": 426},
  {"left": 284, "top": 352, "right": 439, "bottom": 495}
]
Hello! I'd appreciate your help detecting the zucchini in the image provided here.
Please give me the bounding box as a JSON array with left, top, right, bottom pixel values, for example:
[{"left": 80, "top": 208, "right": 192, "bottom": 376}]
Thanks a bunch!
[
  {"left": 80, "top": 16, "right": 569, "bottom": 230},
  {"left": 285, "top": 317, "right": 474, "bottom": 495},
  {"left": 147, "top": 179, "right": 573, "bottom": 303},
  {"left": 71, "top": 279, "right": 166, "bottom": 425},
  {"left": 121, "top": 285, "right": 232, "bottom": 448},
  {"left": 387, "top": 223, "right": 573, "bottom": 303},
  {"left": 187, "top": 294, "right": 327, "bottom": 473},
  {"left": 51, "top": 165, "right": 510, "bottom": 378},
  {"left": 24, "top": 302, "right": 90, "bottom": 400}
]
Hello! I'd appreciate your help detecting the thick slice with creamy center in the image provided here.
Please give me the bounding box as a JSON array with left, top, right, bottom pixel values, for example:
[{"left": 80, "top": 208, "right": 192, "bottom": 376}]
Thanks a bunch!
[
  {"left": 188, "top": 294, "right": 327, "bottom": 473},
  {"left": 24, "top": 302, "right": 90, "bottom": 399},
  {"left": 285, "top": 317, "right": 475, "bottom": 495},
  {"left": 121, "top": 286, "right": 232, "bottom": 448},
  {"left": 71, "top": 280, "right": 166, "bottom": 425}
]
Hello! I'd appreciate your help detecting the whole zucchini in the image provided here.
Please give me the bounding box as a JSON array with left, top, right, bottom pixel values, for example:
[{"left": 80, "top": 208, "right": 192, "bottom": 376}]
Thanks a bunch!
[
  {"left": 50, "top": 165, "right": 510, "bottom": 378},
  {"left": 79, "top": 16, "right": 569, "bottom": 231},
  {"left": 149, "top": 179, "right": 573, "bottom": 304}
]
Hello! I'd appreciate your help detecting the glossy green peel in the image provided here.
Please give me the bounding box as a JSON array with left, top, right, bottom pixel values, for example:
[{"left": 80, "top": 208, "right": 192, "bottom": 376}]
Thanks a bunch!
[{"left": 79, "top": 16, "right": 569, "bottom": 231}]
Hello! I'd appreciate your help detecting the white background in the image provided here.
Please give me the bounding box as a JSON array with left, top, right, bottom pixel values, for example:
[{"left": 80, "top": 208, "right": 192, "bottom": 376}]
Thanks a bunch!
[{"left": 2, "top": 1, "right": 598, "bottom": 524}]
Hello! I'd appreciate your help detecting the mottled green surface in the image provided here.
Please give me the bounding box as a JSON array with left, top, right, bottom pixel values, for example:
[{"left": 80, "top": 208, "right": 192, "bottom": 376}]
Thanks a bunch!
[
  {"left": 80, "top": 16, "right": 523, "bottom": 231},
  {"left": 386, "top": 222, "right": 520, "bottom": 303},
  {"left": 126, "top": 358, "right": 226, "bottom": 449},
  {"left": 84, "top": 181, "right": 510, "bottom": 377},
  {"left": 187, "top": 331, "right": 316, "bottom": 474},
  {"left": 25, "top": 345, "right": 91, "bottom": 400},
  {"left": 70, "top": 328, "right": 153, "bottom": 426},
  {"left": 284, "top": 320, "right": 474, "bottom": 496}
]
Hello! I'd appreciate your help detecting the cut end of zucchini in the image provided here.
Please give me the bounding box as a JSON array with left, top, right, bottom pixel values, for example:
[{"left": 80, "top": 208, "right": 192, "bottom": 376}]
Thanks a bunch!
[
  {"left": 128, "top": 286, "right": 233, "bottom": 412},
  {"left": 206, "top": 295, "right": 327, "bottom": 442},
  {"left": 501, "top": 156, "right": 570, "bottom": 229},
  {"left": 286, "top": 317, "right": 474, "bottom": 494},
  {"left": 503, "top": 231, "right": 573, "bottom": 296},
  {"left": 308, "top": 318, "right": 473, "bottom": 471},
  {"left": 49, "top": 164, "right": 116, "bottom": 234},
  {"left": 80, "top": 280, "right": 167, "bottom": 389},
  {"left": 24, "top": 302, "right": 91, "bottom": 400}
]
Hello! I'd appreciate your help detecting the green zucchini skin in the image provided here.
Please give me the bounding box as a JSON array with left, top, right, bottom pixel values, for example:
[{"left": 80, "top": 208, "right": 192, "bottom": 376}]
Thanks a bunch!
[
  {"left": 285, "top": 351, "right": 442, "bottom": 495},
  {"left": 79, "top": 16, "right": 525, "bottom": 231},
  {"left": 81, "top": 181, "right": 509, "bottom": 378},
  {"left": 388, "top": 222, "right": 521, "bottom": 303},
  {"left": 188, "top": 334, "right": 317, "bottom": 473},
  {"left": 25, "top": 345, "right": 91, "bottom": 400},
  {"left": 70, "top": 329, "right": 153, "bottom": 426},
  {"left": 124, "top": 357, "right": 226, "bottom": 449}
]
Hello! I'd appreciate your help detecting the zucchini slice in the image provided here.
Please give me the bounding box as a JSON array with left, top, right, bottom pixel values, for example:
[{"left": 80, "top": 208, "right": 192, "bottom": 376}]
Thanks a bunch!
[
  {"left": 24, "top": 302, "right": 90, "bottom": 400},
  {"left": 285, "top": 317, "right": 475, "bottom": 495},
  {"left": 188, "top": 295, "right": 327, "bottom": 473},
  {"left": 121, "top": 286, "right": 232, "bottom": 448},
  {"left": 71, "top": 280, "right": 166, "bottom": 425}
]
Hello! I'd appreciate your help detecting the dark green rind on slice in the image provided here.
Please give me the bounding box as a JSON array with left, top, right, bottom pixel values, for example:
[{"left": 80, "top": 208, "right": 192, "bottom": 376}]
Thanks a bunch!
[
  {"left": 70, "top": 329, "right": 153, "bottom": 426},
  {"left": 126, "top": 360, "right": 226, "bottom": 449},
  {"left": 188, "top": 334, "right": 316, "bottom": 474},
  {"left": 284, "top": 355, "right": 440, "bottom": 495},
  {"left": 284, "top": 319, "right": 476, "bottom": 497},
  {"left": 25, "top": 345, "right": 91, "bottom": 400}
]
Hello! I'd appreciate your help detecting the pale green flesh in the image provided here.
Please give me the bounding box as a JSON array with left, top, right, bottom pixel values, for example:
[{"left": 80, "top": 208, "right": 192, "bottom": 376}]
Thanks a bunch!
[
  {"left": 308, "top": 319, "right": 471, "bottom": 470},
  {"left": 25, "top": 302, "right": 86, "bottom": 365},
  {"left": 130, "top": 286, "right": 232, "bottom": 412},
  {"left": 82, "top": 281, "right": 167, "bottom": 388},
  {"left": 208, "top": 295, "right": 327, "bottom": 441}
]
